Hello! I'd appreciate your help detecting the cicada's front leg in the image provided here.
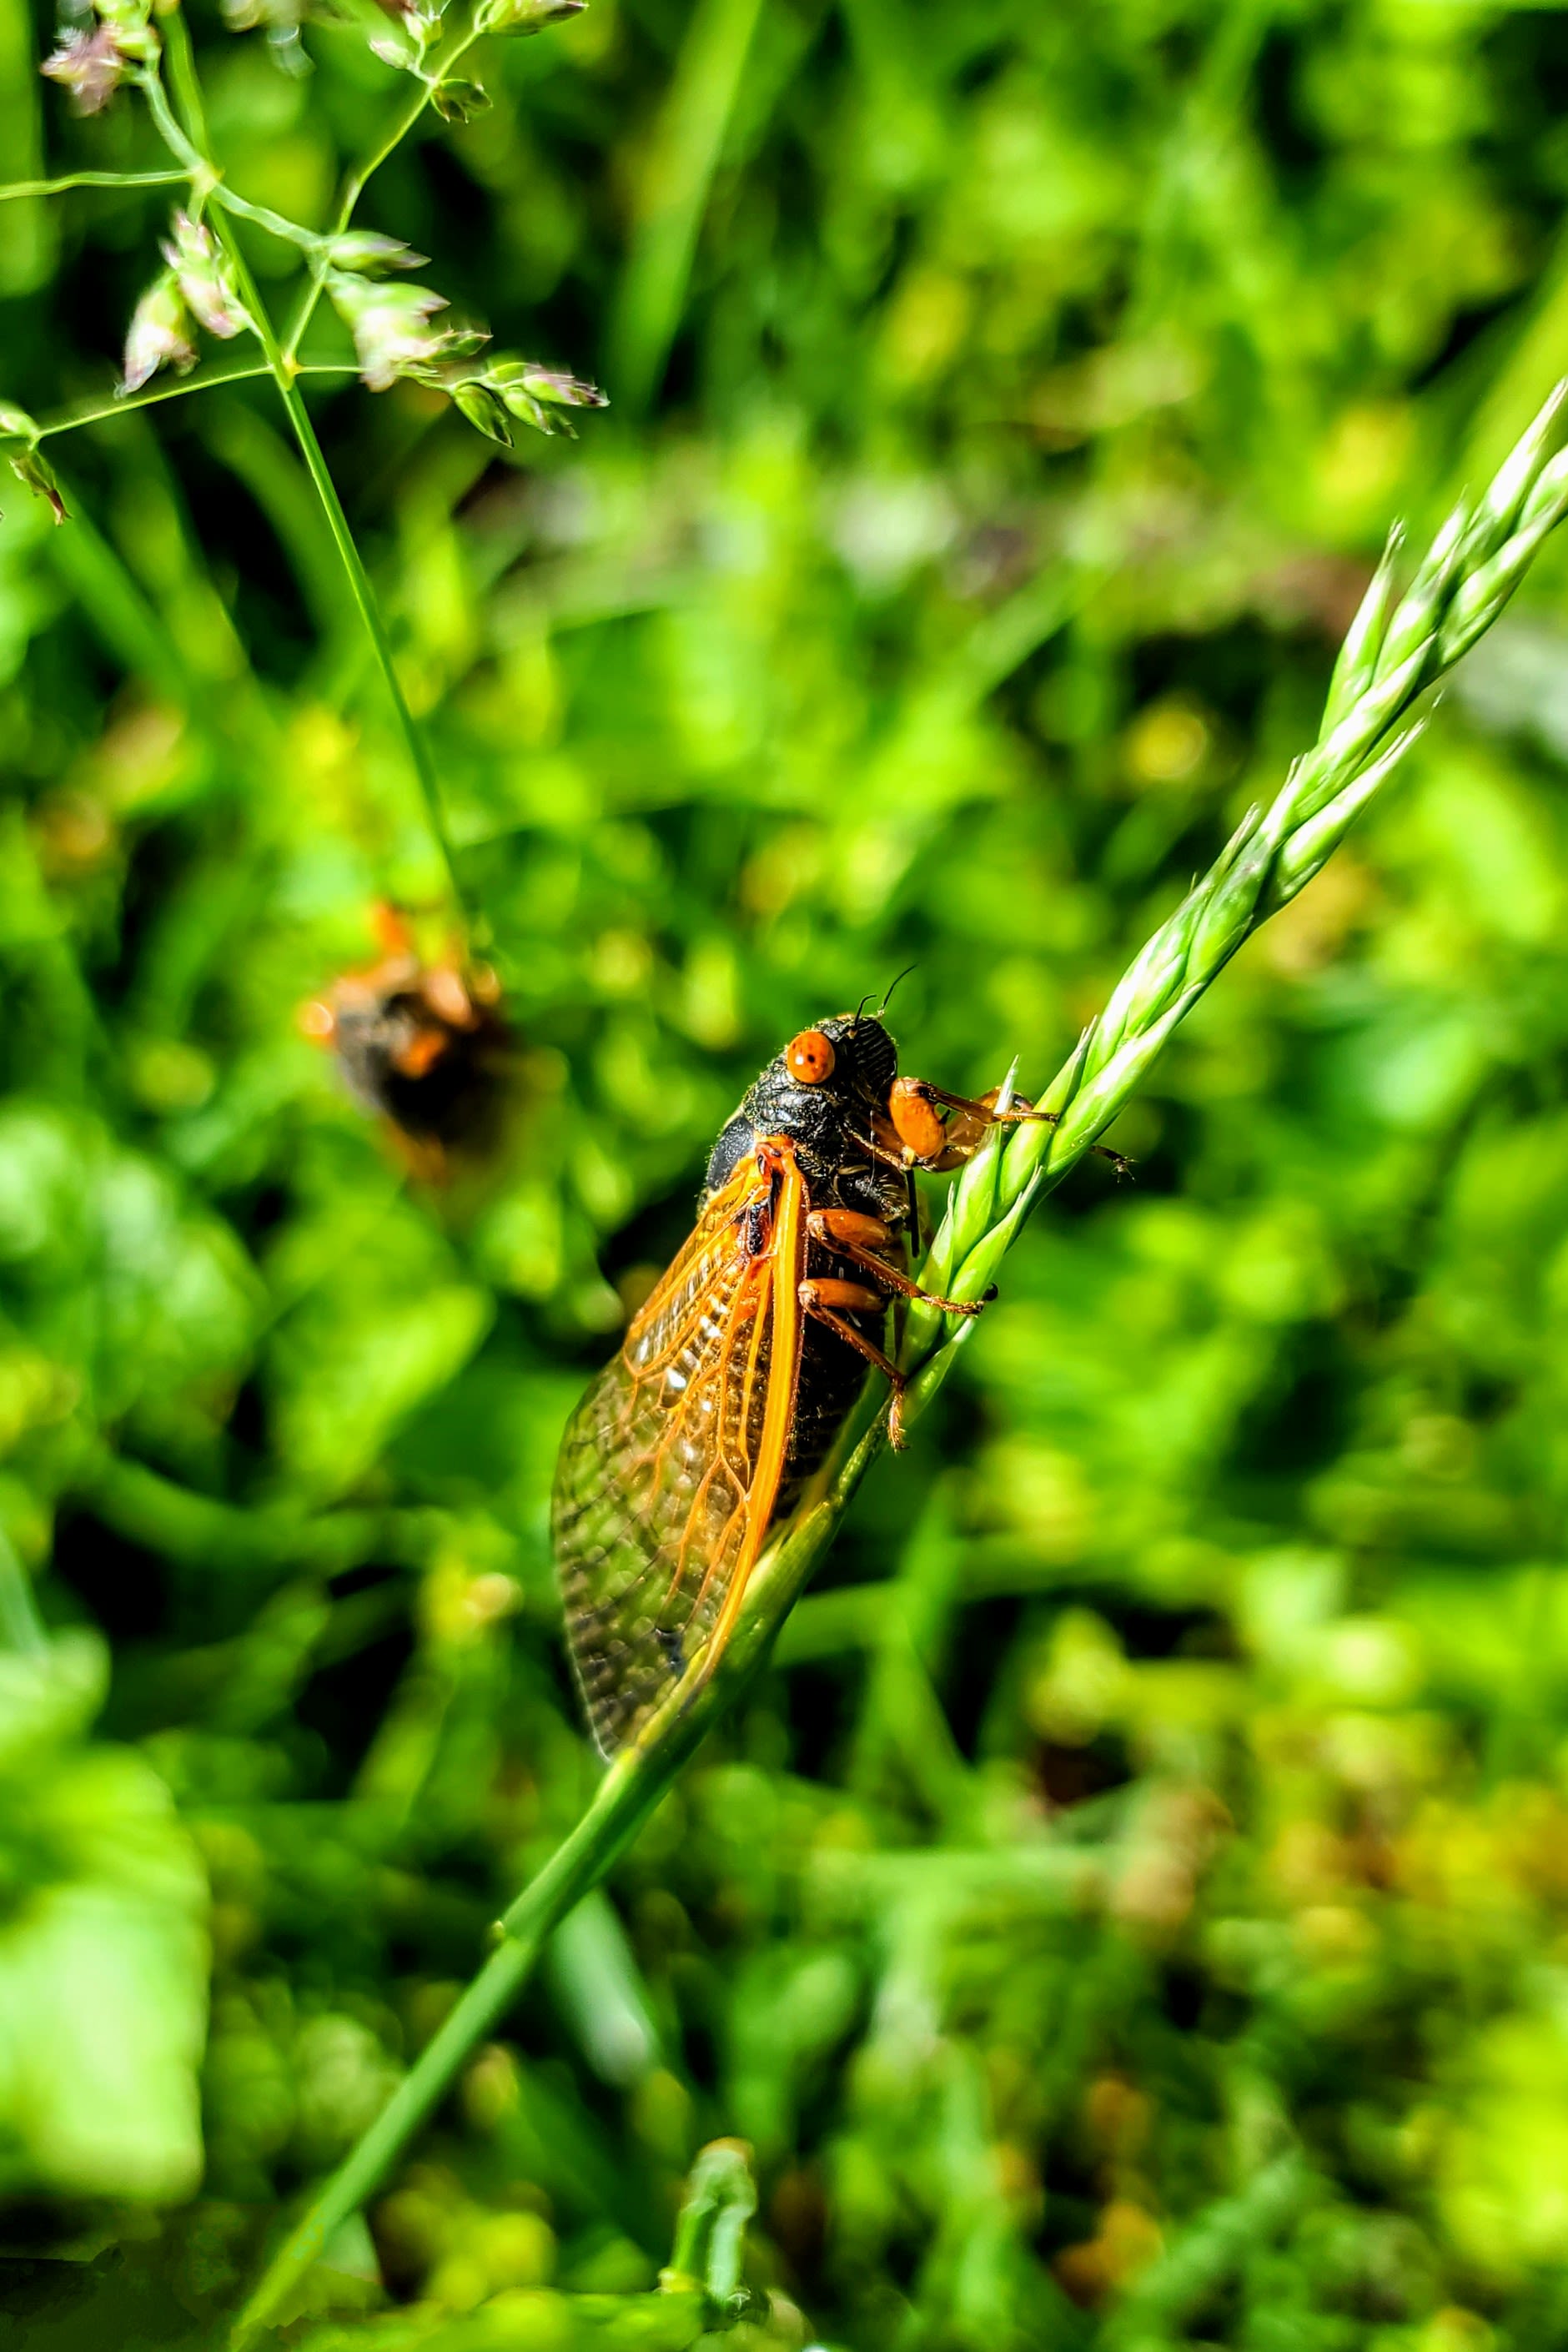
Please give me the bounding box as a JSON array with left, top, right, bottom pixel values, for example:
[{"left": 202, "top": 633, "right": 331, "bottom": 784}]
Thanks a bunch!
[{"left": 886, "top": 1078, "right": 1132, "bottom": 1178}]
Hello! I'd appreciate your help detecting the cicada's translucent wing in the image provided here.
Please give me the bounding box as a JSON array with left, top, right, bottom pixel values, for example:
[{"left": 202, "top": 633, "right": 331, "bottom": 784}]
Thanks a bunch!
[{"left": 551, "top": 1148, "right": 807, "bottom": 1756}]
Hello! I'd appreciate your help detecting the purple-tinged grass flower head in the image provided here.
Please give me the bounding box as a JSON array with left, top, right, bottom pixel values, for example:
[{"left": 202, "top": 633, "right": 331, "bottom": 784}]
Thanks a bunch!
[
  {"left": 485, "top": 359, "right": 608, "bottom": 437},
  {"left": 161, "top": 213, "right": 250, "bottom": 341},
  {"left": 475, "top": 0, "right": 584, "bottom": 34},
  {"left": 43, "top": 0, "right": 158, "bottom": 107},
  {"left": 120, "top": 273, "right": 197, "bottom": 395},
  {"left": 42, "top": 23, "right": 127, "bottom": 112},
  {"left": 326, "top": 272, "right": 485, "bottom": 392},
  {"left": 323, "top": 233, "right": 428, "bottom": 274}
]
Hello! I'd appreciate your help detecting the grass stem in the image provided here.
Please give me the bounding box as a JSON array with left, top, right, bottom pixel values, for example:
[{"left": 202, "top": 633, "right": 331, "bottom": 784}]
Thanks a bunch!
[
  {"left": 34, "top": 359, "right": 358, "bottom": 440},
  {"left": 156, "top": 10, "right": 471, "bottom": 927},
  {"left": 0, "top": 168, "right": 187, "bottom": 200},
  {"left": 230, "top": 1701, "right": 706, "bottom": 2343}
]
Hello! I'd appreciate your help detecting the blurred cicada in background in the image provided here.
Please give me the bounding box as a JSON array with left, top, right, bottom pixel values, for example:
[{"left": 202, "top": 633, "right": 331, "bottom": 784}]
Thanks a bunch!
[
  {"left": 302, "top": 905, "right": 515, "bottom": 1181},
  {"left": 551, "top": 1008, "right": 1079, "bottom": 1756}
]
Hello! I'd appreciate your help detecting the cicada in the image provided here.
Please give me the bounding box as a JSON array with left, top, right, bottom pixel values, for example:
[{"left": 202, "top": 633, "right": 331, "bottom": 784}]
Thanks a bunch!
[
  {"left": 551, "top": 1008, "right": 1067, "bottom": 1756},
  {"left": 301, "top": 904, "right": 511, "bottom": 1179}
]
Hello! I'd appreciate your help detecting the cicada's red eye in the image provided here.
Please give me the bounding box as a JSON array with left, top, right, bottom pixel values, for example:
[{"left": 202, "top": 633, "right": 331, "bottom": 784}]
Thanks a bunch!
[{"left": 785, "top": 1028, "right": 837, "bottom": 1084}]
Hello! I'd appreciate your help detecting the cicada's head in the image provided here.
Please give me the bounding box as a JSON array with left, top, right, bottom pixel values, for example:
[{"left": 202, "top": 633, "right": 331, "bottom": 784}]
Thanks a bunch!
[{"left": 702, "top": 1011, "right": 903, "bottom": 1214}]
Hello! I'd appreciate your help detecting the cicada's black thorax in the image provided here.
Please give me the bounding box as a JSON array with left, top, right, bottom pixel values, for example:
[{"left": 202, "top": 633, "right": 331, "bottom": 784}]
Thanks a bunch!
[{"left": 702, "top": 1013, "right": 906, "bottom": 1224}]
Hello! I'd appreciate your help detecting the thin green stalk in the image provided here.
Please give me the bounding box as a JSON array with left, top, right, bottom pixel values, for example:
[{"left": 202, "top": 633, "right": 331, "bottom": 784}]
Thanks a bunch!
[
  {"left": 126, "top": 53, "right": 311, "bottom": 254},
  {"left": 124, "top": 62, "right": 317, "bottom": 249},
  {"left": 35, "top": 359, "right": 356, "bottom": 440},
  {"left": 229, "top": 379, "right": 1568, "bottom": 2344},
  {"left": 157, "top": 3, "right": 212, "bottom": 151},
  {"left": 249, "top": 304, "right": 469, "bottom": 917},
  {"left": 153, "top": 10, "right": 470, "bottom": 925},
  {"left": 281, "top": 14, "right": 483, "bottom": 364},
  {"left": 132, "top": 57, "right": 208, "bottom": 178},
  {"left": 0, "top": 168, "right": 187, "bottom": 199},
  {"left": 209, "top": 182, "right": 325, "bottom": 249},
  {"left": 334, "top": 24, "right": 484, "bottom": 216},
  {"left": 227, "top": 1530, "right": 792, "bottom": 2345},
  {"left": 231, "top": 1403, "right": 881, "bottom": 2344},
  {"left": 261, "top": 353, "right": 469, "bottom": 919},
  {"left": 229, "top": 1816, "right": 626, "bottom": 2344}
]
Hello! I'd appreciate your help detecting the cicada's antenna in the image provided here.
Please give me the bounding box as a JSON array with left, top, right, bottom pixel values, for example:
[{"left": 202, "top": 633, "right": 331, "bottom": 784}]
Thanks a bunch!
[{"left": 876, "top": 965, "right": 917, "bottom": 1019}]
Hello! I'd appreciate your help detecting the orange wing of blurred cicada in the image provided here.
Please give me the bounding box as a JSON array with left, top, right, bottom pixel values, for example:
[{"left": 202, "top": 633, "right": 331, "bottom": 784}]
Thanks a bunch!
[{"left": 550, "top": 1139, "right": 807, "bottom": 1756}]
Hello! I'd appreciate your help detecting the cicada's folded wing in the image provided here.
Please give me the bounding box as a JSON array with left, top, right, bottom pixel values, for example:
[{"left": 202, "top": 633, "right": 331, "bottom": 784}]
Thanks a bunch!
[{"left": 551, "top": 1150, "right": 806, "bottom": 1756}]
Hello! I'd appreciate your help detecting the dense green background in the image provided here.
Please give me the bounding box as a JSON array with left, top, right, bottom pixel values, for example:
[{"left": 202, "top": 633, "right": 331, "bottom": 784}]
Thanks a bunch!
[{"left": 8, "top": 0, "right": 1568, "bottom": 2343}]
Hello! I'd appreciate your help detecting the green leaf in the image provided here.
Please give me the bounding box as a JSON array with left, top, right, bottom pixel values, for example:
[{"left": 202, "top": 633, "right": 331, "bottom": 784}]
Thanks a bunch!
[
  {"left": 0, "top": 1638, "right": 208, "bottom": 2201},
  {"left": 269, "top": 1270, "right": 494, "bottom": 1500}
]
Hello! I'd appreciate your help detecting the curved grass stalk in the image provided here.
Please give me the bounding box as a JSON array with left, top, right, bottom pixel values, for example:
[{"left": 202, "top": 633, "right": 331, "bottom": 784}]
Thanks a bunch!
[
  {"left": 897, "top": 379, "right": 1568, "bottom": 1411},
  {"left": 151, "top": 10, "right": 473, "bottom": 926},
  {"left": 5, "top": 0, "right": 530, "bottom": 934},
  {"left": 280, "top": 13, "right": 484, "bottom": 365},
  {"left": 228, "top": 376, "right": 1568, "bottom": 2346},
  {"left": 7, "top": 1, "right": 585, "bottom": 933},
  {"left": 228, "top": 1495, "right": 822, "bottom": 2346}
]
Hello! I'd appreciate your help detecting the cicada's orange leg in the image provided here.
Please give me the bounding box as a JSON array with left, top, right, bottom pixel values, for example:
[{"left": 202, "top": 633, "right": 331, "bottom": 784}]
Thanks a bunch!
[
  {"left": 802, "top": 1211, "right": 997, "bottom": 1450},
  {"left": 805, "top": 1209, "right": 990, "bottom": 1315},
  {"left": 797, "top": 1277, "right": 917, "bottom": 1449},
  {"left": 887, "top": 1078, "right": 1133, "bottom": 1178},
  {"left": 369, "top": 900, "right": 415, "bottom": 957}
]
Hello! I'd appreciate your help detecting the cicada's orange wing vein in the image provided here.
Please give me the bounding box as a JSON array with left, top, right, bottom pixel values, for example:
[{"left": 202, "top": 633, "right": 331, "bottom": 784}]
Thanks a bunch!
[{"left": 550, "top": 1142, "right": 809, "bottom": 1756}]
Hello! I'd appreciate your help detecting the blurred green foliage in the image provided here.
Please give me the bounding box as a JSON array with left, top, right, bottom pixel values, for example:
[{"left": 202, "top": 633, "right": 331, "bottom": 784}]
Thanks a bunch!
[{"left": 8, "top": 0, "right": 1568, "bottom": 2344}]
